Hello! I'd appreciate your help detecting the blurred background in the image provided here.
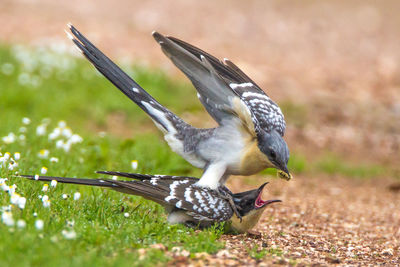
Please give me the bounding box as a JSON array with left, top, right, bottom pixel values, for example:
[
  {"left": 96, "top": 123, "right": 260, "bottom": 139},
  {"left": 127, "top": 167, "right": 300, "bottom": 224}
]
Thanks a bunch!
[{"left": 1, "top": 0, "right": 399, "bottom": 177}]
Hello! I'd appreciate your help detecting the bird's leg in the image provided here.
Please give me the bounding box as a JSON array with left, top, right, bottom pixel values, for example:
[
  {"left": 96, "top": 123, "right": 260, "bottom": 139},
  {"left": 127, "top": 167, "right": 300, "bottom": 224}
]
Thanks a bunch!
[{"left": 217, "top": 186, "right": 242, "bottom": 222}]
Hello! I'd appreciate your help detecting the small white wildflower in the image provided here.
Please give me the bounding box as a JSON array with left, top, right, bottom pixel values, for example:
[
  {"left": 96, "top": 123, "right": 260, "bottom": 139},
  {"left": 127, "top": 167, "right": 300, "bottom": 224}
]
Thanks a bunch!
[
  {"left": 17, "top": 219, "right": 26, "bottom": 228},
  {"left": 1, "top": 63, "right": 14, "bottom": 75},
  {"left": 62, "top": 194, "right": 68, "bottom": 199},
  {"left": 50, "top": 157, "right": 59, "bottom": 163},
  {"left": 4, "top": 152, "right": 10, "bottom": 160},
  {"left": 35, "top": 219, "right": 44, "bottom": 230},
  {"left": 66, "top": 219, "right": 75, "bottom": 227},
  {"left": 62, "top": 128, "right": 72, "bottom": 138},
  {"left": 38, "top": 149, "right": 49, "bottom": 159},
  {"left": 36, "top": 124, "right": 47, "bottom": 136},
  {"left": 10, "top": 192, "right": 20, "bottom": 204},
  {"left": 1, "top": 205, "right": 11, "bottom": 212},
  {"left": 1, "top": 184, "right": 10, "bottom": 192},
  {"left": 56, "top": 140, "right": 64, "bottom": 149},
  {"left": 34, "top": 174, "right": 39, "bottom": 180},
  {"left": 131, "top": 160, "right": 138, "bottom": 170},
  {"left": 73, "top": 192, "right": 81, "bottom": 201},
  {"left": 124, "top": 212, "right": 130, "bottom": 218},
  {"left": 33, "top": 212, "right": 38, "bottom": 217},
  {"left": 19, "top": 134, "right": 26, "bottom": 141},
  {"left": 41, "top": 167, "right": 48, "bottom": 174},
  {"left": 62, "top": 142, "right": 71, "bottom": 152},
  {"left": 58, "top": 121, "right": 67, "bottom": 128},
  {"left": 42, "top": 195, "right": 48, "bottom": 202},
  {"left": 69, "top": 134, "right": 83, "bottom": 144},
  {"left": 48, "top": 128, "right": 61, "bottom": 140},
  {"left": 8, "top": 184, "right": 17, "bottom": 194},
  {"left": 14, "top": 152, "right": 21, "bottom": 160},
  {"left": 19, "top": 127, "right": 27, "bottom": 133},
  {"left": 42, "top": 184, "right": 49, "bottom": 192},
  {"left": 22, "top": 117, "right": 31, "bottom": 125},
  {"left": 62, "top": 229, "right": 77, "bottom": 240},
  {"left": 112, "top": 176, "right": 118, "bottom": 181},
  {"left": 8, "top": 163, "right": 15, "bottom": 171},
  {"left": 50, "top": 180, "right": 57, "bottom": 188},
  {"left": 2, "top": 212, "right": 14, "bottom": 226},
  {"left": 42, "top": 199, "right": 51, "bottom": 208},
  {"left": 2, "top": 133, "right": 16, "bottom": 144},
  {"left": 17, "top": 197, "right": 26, "bottom": 209}
]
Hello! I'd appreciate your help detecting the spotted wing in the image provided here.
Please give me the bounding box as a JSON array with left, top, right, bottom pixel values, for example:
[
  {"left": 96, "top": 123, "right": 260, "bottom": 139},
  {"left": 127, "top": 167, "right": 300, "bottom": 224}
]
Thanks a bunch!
[
  {"left": 101, "top": 172, "right": 234, "bottom": 222},
  {"left": 167, "top": 36, "right": 286, "bottom": 136}
]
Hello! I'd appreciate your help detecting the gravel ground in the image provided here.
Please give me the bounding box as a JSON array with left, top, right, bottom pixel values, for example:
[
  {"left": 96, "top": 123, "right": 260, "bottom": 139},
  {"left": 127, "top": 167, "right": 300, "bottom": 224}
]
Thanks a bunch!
[{"left": 188, "top": 175, "right": 400, "bottom": 265}]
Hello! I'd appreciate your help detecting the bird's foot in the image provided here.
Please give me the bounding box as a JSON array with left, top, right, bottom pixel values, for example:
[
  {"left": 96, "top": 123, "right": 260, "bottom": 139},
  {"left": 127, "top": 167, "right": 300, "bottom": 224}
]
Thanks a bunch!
[{"left": 217, "top": 187, "right": 242, "bottom": 222}]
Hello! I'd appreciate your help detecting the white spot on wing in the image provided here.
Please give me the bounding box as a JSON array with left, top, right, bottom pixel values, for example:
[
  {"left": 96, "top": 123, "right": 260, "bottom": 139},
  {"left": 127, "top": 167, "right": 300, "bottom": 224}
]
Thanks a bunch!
[
  {"left": 132, "top": 87, "right": 140, "bottom": 93},
  {"left": 229, "top": 83, "right": 253, "bottom": 89}
]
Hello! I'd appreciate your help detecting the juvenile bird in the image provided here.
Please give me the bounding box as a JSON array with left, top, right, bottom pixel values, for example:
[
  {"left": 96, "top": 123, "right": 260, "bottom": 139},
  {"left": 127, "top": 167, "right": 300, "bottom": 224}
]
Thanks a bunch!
[{"left": 19, "top": 172, "right": 280, "bottom": 233}]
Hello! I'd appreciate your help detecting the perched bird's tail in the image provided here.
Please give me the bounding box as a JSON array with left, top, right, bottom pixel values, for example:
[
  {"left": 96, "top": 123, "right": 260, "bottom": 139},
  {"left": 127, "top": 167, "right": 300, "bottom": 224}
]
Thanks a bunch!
[{"left": 66, "top": 24, "right": 187, "bottom": 134}]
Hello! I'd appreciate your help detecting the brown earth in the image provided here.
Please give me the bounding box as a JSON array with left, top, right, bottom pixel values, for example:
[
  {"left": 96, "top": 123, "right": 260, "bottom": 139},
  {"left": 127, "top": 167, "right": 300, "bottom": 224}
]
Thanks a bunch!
[{"left": 1, "top": 0, "right": 399, "bottom": 265}]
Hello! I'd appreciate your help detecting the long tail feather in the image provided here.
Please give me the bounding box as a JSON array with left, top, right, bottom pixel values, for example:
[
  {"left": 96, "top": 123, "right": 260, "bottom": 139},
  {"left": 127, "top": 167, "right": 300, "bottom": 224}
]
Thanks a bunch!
[{"left": 67, "top": 24, "right": 183, "bottom": 133}]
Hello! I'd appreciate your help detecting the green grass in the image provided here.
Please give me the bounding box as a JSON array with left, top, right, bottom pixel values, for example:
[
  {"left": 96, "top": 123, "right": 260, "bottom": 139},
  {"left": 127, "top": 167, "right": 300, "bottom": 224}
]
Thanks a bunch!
[{"left": 0, "top": 44, "right": 221, "bottom": 266}]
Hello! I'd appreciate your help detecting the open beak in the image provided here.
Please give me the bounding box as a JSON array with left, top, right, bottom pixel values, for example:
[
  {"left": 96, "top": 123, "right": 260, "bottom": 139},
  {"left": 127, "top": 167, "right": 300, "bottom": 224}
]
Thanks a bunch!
[{"left": 254, "top": 182, "right": 282, "bottom": 209}]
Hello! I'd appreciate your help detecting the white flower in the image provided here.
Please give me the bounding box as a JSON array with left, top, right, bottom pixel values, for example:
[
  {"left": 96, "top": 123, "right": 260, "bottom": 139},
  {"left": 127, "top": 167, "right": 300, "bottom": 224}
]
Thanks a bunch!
[
  {"left": 62, "top": 128, "right": 72, "bottom": 138},
  {"left": 1, "top": 205, "right": 11, "bottom": 212},
  {"left": 42, "top": 184, "right": 49, "bottom": 192},
  {"left": 50, "top": 157, "right": 59, "bottom": 163},
  {"left": 17, "top": 197, "right": 26, "bottom": 209},
  {"left": 2, "top": 63, "right": 15, "bottom": 75},
  {"left": 2, "top": 212, "right": 14, "bottom": 226},
  {"left": 43, "top": 199, "right": 51, "bottom": 208},
  {"left": 36, "top": 125, "right": 47, "bottom": 136},
  {"left": 58, "top": 121, "right": 66, "bottom": 128},
  {"left": 62, "top": 194, "right": 68, "bottom": 199},
  {"left": 124, "top": 212, "right": 130, "bottom": 218},
  {"left": 50, "top": 180, "right": 57, "bottom": 188},
  {"left": 38, "top": 149, "right": 49, "bottom": 159},
  {"left": 131, "top": 160, "right": 138, "bottom": 170},
  {"left": 8, "top": 184, "right": 17, "bottom": 194},
  {"left": 14, "top": 152, "right": 21, "bottom": 160},
  {"left": 56, "top": 140, "right": 64, "bottom": 149},
  {"left": 4, "top": 152, "right": 10, "bottom": 160},
  {"left": 41, "top": 167, "right": 48, "bottom": 174},
  {"left": 69, "top": 134, "right": 83, "bottom": 144},
  {"left": 35, "top": 219, "right": 44, "bottom": 230},
  {"left": 2, "top": 133, "right": 16, "bottom": 144},
  {"left": 19, "top": 135, "right": 26, "bottom": 141},
  {"left": 112, "top": 176, "right": 118, "bottom": 181},
  {"left": 22, "top": 117, "right": 31, "bottom": 125},
  {"left": 10, "top": 193, "right": 21, "bottom": 204},
  {"left": 1, "top": 184, "right": 10, "bottom": 192},
  {"left": 61, "top": 229, "right": 77, "bottom": 240},
  {"left": 17, "top": 219, "right": 26, "bottom": 228},
  {"left": 48, "top": 128, "right": 61, "bottom": 140},
  {"left": 34, "top": 174, "right": 39, "bottom": 180},
  {"left": 73, "top": 192, "right": 81, "bottom": 201},
  {"left": 33, "top": 212, "right": 38, "bottom": 217},
  {"left": 66, "top": 219, "right": 75, "bottom": 227}
]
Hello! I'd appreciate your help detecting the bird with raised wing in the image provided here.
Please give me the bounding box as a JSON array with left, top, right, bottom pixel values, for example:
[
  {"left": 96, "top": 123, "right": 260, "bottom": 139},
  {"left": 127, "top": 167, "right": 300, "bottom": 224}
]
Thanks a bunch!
[
  {"left": 66, "top": 24, "right": 290, "bottom": 218},
  {"left": 19, "top": 172, "right": 280, "bottom": 233}
]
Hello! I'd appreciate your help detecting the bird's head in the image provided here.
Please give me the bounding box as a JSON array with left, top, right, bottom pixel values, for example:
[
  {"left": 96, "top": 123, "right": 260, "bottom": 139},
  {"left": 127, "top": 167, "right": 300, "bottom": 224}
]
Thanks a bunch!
[
  {"left": 257, "top": 129, "right": 290, "bottom": 177},
  {"left": 230, "top": 182, "right": 281, "bottom": 233}
]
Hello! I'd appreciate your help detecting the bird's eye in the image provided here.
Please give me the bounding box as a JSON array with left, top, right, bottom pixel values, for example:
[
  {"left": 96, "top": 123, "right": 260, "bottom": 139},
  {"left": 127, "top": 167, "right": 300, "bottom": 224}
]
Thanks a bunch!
[{"left": 270, "top": 150, "right": 276, "bottom": 159}]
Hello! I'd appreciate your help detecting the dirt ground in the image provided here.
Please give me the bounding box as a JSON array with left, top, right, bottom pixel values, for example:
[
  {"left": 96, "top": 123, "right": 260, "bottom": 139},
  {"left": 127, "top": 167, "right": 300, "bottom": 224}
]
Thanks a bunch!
[{"left": 1, "top": 0, "right": 399, "bottom": 265}]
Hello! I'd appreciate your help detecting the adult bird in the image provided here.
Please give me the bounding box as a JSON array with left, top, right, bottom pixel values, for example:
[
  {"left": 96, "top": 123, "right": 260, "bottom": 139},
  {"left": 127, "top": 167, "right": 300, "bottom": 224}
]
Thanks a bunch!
[
  {"left": 66, "top": 25, "right": 290, "bottom": 216},
  {"left": 19, "top": 172, "right": 281, "bottom": 233}
]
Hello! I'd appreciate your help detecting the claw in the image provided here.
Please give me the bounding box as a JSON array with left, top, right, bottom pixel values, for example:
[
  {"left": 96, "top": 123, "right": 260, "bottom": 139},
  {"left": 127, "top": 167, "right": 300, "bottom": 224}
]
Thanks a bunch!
[{"left": 217, "top": 187, "right": 242, "bottom": 222}]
